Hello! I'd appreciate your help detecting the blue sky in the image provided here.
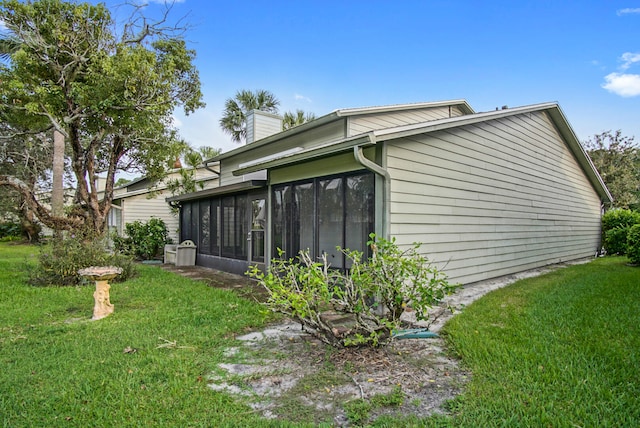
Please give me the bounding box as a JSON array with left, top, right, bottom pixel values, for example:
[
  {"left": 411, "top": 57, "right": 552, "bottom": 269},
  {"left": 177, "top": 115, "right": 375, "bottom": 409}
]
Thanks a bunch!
[{"left": 15, "top": 1, "right": 640, "bottom": 152}]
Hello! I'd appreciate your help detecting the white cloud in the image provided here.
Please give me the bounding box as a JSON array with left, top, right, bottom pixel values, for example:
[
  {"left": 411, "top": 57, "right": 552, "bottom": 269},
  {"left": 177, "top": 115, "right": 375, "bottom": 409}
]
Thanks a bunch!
[
  {"left": 602, "top": 72, "right": 640, "bottom": 97},
  {"left": 617, "top": 8, "right": 640, "bottom": 15},
  {"left": 620, "top": 52, "right": 640, "bottom": 70},
  {"left": 0, "top": 19, "right": 7, "bottom": 32},
  {"left": 294, "top": 93, "right": 312, "bottom": 103}
]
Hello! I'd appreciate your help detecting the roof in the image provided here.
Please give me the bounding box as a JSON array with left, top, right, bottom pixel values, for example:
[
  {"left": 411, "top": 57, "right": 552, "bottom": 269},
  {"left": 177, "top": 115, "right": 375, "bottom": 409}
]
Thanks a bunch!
[
  {"left": 231, "top": 102, "right": 612, "bottom": 204},
  {"left": 166, "top": 180, "right": 266, "bottom": 203},
  {"left": 209, "top": 100, "right": 475, "bottom": 162}
]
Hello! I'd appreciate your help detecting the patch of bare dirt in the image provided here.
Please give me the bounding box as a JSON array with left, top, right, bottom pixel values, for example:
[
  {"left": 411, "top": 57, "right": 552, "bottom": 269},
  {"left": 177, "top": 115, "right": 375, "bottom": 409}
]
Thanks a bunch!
[{"left": 159, "top": 259, "right": 590, "bottom": 426}]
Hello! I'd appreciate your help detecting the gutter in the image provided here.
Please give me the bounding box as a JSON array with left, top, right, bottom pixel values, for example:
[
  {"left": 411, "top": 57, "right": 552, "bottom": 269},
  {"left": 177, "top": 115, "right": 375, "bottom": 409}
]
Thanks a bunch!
[{"left": 353, "top": 132, "right": 391, "bottom": 240}]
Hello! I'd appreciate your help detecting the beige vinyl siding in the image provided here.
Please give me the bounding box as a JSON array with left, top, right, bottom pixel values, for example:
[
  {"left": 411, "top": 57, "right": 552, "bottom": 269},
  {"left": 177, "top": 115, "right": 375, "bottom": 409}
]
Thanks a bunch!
[
  {"left": 348, "top": 105, "right": 466, "bottom": 136},
  {"left": 121, "top": 192, "right": 180, "bottom": 243},
  {"left": 387, "top": 110, "right": 603, "bottom": 284},
  {"left": 219, "top": 121, "right": 346, "bottom": 186}
]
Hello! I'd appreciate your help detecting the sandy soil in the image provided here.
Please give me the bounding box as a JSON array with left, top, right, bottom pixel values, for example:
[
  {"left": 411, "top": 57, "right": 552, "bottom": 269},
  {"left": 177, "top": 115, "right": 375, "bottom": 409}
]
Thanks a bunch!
[{"left": 160, "top": 260, "right": 587, "bottom": 426}]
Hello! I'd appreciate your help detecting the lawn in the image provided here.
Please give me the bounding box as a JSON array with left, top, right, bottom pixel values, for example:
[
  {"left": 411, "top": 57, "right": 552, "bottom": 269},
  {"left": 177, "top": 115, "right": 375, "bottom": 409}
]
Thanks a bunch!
[
  {"left": 0, "top": 242, "right": 284, "bottom": 427},
  {"left": 1, "top": 242, "right": 639, "bottom": 427},
  {"left": 434, "top": 256, "right": 640, "bottom": 427}
]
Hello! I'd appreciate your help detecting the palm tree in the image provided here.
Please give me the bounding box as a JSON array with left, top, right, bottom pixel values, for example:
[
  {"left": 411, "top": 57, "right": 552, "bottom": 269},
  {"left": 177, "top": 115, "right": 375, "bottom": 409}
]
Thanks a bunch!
[
  {"left": 219, "top": 89, "right": 279, "bottom": 143},
  {"left": 0, "top": 35, "right": 19, "bottom": 61},
  {"left": 282, "top": 109, "right": 316, "bottom": 131}
]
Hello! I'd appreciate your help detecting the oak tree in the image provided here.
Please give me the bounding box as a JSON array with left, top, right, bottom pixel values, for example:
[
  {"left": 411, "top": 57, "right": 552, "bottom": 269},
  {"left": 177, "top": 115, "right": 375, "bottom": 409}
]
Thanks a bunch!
[{"left": 0, "top": 0, "right": 204, "bottom": 234}]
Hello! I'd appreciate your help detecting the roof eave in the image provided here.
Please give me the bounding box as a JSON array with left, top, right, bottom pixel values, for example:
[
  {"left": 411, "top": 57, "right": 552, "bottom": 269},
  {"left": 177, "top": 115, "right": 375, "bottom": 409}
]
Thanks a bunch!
[
  {"left": 232, "top": 134, "right": 373, "bottom": 176},
  {"left": 209, "top": 100, "right": 475, "bottom": 163},
  {"left": 334, "top": 99, "right": 475, "bottom": 116},
  {"left": 210, "top": 112, "right": 341, "bottom": 162},
  {"left": 166, "top": 180, "right": 267, "bottom": 203},
  {"left": 545, "top": 106, "right": 613, "bottom": 204}
]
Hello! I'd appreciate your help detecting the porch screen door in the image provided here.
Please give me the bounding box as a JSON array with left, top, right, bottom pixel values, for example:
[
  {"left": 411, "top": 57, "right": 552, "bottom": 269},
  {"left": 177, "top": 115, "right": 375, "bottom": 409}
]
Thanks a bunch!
[{"left": 249, "top": 197, "right": 266, "bottom": 263}]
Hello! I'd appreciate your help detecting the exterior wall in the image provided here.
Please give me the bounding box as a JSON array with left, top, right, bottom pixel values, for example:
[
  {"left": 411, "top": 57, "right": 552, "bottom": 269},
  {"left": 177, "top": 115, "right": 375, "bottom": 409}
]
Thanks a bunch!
[
  {"left": 219, "top": 120, "right": 346, "bottom": 186},
  {"left": 110, "top": 168, "right": 219, "bottom": 244},
  {"left": 246, "top": 110, "right": 283, "bottom": 144},
  {"left": 269, "top": 151, "right": 371, "bottom": 185},
  {"left": 347, "top": 105, "right": 467, "bottom": 136},
  {"left": 121, "top": 191, "right": 180, "bottom": 243},
  {"left": 386, "top": 111, "right": 603, "bottom": 285}
]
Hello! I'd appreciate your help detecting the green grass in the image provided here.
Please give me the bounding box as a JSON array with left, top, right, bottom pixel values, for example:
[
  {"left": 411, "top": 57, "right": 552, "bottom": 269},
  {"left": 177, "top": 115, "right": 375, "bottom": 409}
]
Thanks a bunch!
[
  {"left": 2, "top": 242, "right": 639, "bottom": 427},
  {"left": 432, "top": 257, "right": 640, "bottom": 427},
  {"left": 0, "top": 242, "right": 290, "bottom": 427}
]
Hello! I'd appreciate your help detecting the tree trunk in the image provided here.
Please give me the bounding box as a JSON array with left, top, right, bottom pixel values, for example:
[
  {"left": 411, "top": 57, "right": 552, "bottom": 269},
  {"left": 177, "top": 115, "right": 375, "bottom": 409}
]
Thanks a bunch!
[{"left": 51, "top": 129, "right": 65, "bottom": 237}]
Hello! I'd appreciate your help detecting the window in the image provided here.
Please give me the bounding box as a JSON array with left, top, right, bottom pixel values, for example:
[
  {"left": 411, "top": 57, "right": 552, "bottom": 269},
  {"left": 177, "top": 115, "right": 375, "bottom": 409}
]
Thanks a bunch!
[
  {"left": 272, "top": 171, "right": 374, "bottom": 268},
  {"left": 199, "top": 200, "right": 210, "bottom": 254},
  {"left": 180, "top": 195, "right": 247, "bottom": 260},
  {"left": 318, "top": 177, "right": 344, "bottom": 268},
  {"left": 210, "top": 199, "right": 220, "bottom": 256},
  {"left": 221, "top": 195, "right": 247, "bottom": 259},
  {"left": 180, "top": 202, "right": 198, "bottom": 243}
]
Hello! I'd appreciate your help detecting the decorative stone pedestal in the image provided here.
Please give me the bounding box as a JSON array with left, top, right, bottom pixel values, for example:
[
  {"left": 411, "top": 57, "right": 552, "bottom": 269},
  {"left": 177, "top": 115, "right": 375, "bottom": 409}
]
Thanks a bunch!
[{"left": 78, "top": 266, "right": 123, "bottom": 320}]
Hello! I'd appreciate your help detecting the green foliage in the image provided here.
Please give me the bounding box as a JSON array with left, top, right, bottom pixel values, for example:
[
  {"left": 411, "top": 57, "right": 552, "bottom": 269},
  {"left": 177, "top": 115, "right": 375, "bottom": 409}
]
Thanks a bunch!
[
  {"left": 113, "top": 218, "right": 171, "bottom": 260},
  {"left": 344, "top": 386, "right": 405, "bottom": 426},
  {"left": 626, "top": 224, "right": 640, "bottom": 265},
  {"left": 247, "top": 234, "right": 458, "bottom": 347},
  {"left": 0, "top": 0, "right": 204, "bottom": 234},
  {"left": 0, "top": 221, "right": 21, "bottom": 239},
  {"left": 165, "top": 168, "right": 204, "bottom": 198},
  {"left": 27, "top": 232, "right": 136, "bottom": 286},
  {"left": 282, "top": 109, "right": 316, "bottom": 130},
  {"left": 601, "top": 208, "right": 640, "bottom": 255},
  {"left": 583, "top": 131, "right": 640, "bottom": 209},
  {"left": 344, "top": 399, "right": 372, "bottom": 426},
  {"left": 114, "top": 177, "right": 132, "bottom": 188},
  {"left": 219, "top": 89, "right": 280, "bottom": 143}
]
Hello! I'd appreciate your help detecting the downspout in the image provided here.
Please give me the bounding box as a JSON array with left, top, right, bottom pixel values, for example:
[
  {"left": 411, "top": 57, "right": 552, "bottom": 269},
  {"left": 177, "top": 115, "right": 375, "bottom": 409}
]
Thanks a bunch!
[
  {"left": 203, "top": 161, "right": 221, "bottom": 177},
  {"left": 353, "top": 132, "right": 391, "bottom": 240}
]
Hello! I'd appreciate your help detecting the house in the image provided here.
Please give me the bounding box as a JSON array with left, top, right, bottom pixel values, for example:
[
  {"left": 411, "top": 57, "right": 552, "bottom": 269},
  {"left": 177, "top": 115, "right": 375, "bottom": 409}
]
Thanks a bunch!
[
  {"left": 167, "top": 100, "right": 611, "bottom": 284},
  {"left": 108, "top": 164, "right": 219, "bottom": 243}
]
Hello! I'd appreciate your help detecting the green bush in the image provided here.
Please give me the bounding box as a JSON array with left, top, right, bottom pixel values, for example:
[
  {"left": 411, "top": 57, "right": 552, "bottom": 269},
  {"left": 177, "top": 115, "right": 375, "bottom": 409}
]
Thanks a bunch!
[
  {"left": 0, "top": 221, "right": 22, "bottom": 239},
  {"left": 602, "top": 209, "right": 640, "bottom": 255},
  {"left": 113, "top": 218, "right": 171, "bottom": 260},
  {"left": 626, "top": 224, "right": 640, "bottom": 265},
  {"left": 28, "top": 231, "right": 137, "bottom": 286},
  {"left": 604, "top": 227, "right": 631, "bottom": 255},
  {"left": 247, "top": 234, "right": 458, "bottom": 347}
]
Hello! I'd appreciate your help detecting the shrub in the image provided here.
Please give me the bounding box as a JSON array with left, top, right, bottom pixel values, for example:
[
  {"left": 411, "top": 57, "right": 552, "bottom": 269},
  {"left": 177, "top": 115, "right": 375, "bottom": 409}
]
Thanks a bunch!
[
  {"left": 0, "top": 221, "right": 22, "bottom": 241},
  {"left": 247, "top": 234, "right": 458, "bottom": 347},
  {"left": 604, "top": 227, "right": 631, "bottom": 255},
  {"left": 113, "top": 218, "right": 171, "bottom": 260},
  {"left": 28, "top": 231, "right": 136, "bottom": 286},
  {"left": 626, "top": 224, "right": 640, "bottom": 265},
  {"left": 601, "top": 209, "right": 640, "bottom": 255}
]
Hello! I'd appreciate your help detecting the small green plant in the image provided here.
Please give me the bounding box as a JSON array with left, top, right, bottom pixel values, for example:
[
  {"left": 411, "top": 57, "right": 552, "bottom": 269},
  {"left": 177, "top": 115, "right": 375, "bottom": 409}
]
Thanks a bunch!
[
  {"left": 344, "top": 386, "right": 405, "bottom": 426},
  {"left": 626, "top": 224, "right": 640, "bottom": 265},
  {"left": 602, "top": 209, "right": 640, "bottom": 255},
  {"left": 113, "top": 218, "right": 171, "bottom": 260},
  {"left": 247, "top": 234, "right": 458, "bottom": 347},
  {"left": 344, "top": 399, "right": 372, "bottom": 426},
  {"left": 28, "top": 230, "right": 136, "bottom": 286}
]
